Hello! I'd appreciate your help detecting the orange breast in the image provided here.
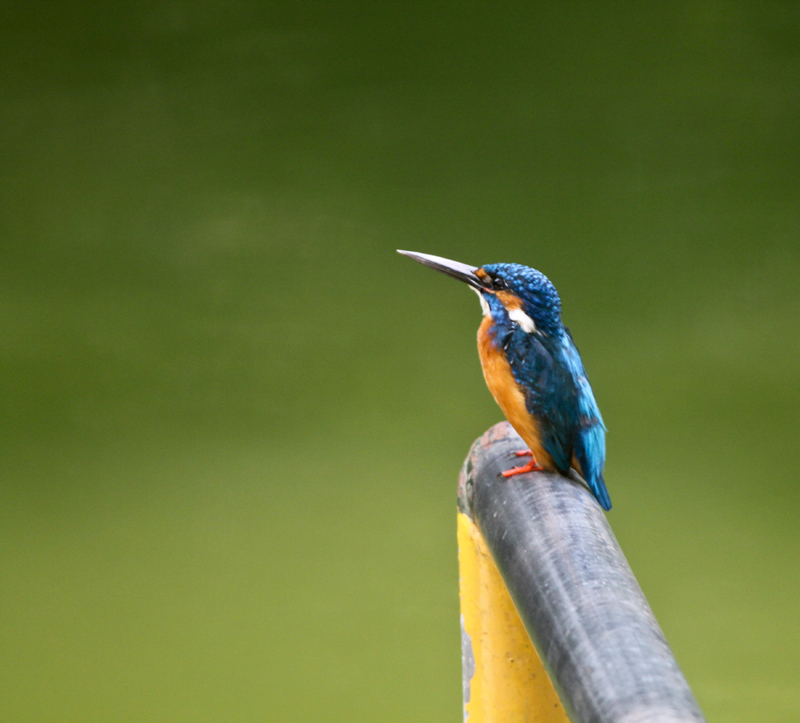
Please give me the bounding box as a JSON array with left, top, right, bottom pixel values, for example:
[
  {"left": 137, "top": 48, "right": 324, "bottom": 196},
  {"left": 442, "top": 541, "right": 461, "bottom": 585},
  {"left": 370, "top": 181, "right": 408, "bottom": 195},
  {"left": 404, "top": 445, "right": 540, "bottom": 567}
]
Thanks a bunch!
[{"left": 477, "top": 317, "right": 554, "bottom": 470}]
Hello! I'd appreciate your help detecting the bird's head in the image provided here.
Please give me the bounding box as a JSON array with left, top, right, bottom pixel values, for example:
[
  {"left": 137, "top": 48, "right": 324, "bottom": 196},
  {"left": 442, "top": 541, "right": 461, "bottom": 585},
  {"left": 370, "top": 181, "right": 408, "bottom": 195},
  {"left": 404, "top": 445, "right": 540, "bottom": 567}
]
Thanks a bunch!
[{"left": 398, "top": 251, "right": 562, "bottom": 336}]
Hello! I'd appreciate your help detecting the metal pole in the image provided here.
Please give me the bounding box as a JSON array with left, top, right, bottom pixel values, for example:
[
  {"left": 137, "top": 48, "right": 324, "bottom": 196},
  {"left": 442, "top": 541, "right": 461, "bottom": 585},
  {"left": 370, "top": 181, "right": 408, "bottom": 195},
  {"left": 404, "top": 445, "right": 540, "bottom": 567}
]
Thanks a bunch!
[{"left": 458, "top": 422, "right": 706, "bottom": 723}]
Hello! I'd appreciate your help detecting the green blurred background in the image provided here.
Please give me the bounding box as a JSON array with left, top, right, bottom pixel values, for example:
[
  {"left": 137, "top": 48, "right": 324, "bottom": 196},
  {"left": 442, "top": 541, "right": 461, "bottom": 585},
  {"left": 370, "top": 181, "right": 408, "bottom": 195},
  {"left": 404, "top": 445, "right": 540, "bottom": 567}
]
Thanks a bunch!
[{"left": 1, "top": 1, "right": 798, "bottom": 720}]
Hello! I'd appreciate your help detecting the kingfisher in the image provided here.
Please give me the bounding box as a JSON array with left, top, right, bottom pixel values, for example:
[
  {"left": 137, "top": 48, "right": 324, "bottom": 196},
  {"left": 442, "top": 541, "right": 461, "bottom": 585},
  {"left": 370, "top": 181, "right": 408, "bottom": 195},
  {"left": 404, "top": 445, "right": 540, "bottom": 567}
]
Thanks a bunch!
[{"left": 398, "top": 250, "right": 611, "bottom": 511}]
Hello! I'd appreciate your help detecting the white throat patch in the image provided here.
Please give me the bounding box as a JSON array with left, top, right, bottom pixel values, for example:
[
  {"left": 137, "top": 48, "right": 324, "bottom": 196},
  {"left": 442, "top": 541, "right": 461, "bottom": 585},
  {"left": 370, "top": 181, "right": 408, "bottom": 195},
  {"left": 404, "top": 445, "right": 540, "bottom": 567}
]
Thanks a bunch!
[
  {"left": 471, "top": 287, "right": 491, "bottom": 317},
  {"left": 508, "top": 307, "right": 537, "bottom": 334}
]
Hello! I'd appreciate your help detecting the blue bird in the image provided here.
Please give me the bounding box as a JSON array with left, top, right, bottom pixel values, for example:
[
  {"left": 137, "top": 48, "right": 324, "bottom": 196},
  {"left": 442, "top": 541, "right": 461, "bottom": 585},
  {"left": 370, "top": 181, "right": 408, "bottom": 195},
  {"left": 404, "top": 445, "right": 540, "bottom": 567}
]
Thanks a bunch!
[{"left": 398, "top": 250, "right": 611, "bottom": 511}]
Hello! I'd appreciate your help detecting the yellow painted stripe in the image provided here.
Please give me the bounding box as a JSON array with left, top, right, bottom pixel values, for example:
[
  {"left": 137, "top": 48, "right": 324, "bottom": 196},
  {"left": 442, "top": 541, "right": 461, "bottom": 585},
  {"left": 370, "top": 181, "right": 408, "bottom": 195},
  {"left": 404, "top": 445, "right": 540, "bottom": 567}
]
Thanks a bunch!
[{"left": 458, "top": 511, "right": 569, "bottom": 723}]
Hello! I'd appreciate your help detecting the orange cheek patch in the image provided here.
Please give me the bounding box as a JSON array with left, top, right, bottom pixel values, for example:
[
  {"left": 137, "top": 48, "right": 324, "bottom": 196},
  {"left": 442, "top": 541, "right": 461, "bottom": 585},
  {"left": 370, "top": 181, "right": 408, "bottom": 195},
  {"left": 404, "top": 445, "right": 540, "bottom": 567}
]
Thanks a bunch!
[{"left": 496, "top": 290, "right": 523, "bottom": 310}]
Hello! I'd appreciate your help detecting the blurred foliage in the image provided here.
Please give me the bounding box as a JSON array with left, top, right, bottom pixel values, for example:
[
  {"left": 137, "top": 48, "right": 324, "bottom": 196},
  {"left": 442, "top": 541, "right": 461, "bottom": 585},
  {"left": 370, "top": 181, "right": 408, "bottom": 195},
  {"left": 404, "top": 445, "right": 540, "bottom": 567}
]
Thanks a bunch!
[{"left": 0, "top": 1, "right": 799, "bottom": 721}]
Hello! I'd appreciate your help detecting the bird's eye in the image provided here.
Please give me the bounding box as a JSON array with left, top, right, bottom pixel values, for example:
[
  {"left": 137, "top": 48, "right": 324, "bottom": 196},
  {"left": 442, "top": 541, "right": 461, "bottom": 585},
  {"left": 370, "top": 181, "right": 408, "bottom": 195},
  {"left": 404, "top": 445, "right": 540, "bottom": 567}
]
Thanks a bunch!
[{"left": 492, "top": 277, "right": 506, "bottom": 290}]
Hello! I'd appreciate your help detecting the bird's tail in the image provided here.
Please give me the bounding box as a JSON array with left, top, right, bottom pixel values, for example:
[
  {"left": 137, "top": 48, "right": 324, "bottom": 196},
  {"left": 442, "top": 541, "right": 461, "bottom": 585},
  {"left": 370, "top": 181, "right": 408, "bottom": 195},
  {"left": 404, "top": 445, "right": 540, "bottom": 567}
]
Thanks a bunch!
[{"left": 588, "top": 473, "right": 612, "bottom": 511}]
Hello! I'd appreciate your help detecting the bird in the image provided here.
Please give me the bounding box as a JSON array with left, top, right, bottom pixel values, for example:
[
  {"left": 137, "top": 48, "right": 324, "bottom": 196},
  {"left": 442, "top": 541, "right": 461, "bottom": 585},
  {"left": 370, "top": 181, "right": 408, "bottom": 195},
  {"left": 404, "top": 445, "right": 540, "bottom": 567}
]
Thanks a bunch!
[{"left": 398, "top": 250, "right": 611, "bottom": 511}]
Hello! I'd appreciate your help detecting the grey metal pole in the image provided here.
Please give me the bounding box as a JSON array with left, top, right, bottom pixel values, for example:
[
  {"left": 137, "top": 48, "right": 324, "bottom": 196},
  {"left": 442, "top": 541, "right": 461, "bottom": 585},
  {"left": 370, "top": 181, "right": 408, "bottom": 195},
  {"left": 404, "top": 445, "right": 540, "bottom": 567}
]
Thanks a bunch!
[{"left": 458, "top": 422, "right": 706, "bottom": 723}]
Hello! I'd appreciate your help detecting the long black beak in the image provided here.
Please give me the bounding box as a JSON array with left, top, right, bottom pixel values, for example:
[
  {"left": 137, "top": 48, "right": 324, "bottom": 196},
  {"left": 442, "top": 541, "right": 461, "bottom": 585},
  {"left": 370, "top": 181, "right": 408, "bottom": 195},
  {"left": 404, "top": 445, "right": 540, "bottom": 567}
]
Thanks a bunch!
[{"left": 397, "top": 250, "right": 485, "bottom": 290}]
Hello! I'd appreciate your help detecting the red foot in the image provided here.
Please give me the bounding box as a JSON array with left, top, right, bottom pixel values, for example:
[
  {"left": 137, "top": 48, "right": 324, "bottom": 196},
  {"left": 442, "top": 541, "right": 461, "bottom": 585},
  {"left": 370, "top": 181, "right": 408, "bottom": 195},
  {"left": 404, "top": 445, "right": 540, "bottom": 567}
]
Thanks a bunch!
[
  {"left": 513, "top": 450, "right": 533, "bottom": 458},
  {"left": 501, "top": 457, "right": 545, "bottom": 478}
]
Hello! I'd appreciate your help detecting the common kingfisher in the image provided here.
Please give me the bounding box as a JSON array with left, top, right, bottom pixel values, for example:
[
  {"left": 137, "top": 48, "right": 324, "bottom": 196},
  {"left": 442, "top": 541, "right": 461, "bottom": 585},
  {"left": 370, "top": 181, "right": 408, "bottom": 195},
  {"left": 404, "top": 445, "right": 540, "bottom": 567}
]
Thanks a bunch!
[{"left": 398, "top": 250, "right": 611, "bottom": 511}]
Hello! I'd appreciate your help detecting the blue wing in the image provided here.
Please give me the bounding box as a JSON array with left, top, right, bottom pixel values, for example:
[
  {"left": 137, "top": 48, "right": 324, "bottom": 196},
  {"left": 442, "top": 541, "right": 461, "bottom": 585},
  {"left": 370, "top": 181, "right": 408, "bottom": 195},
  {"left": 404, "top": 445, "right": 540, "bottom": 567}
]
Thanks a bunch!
[
  {"left": 504, "top": 326, "right": 611, "bottom": 511},
  {"left": 559, "top": 332, "right": 611, "bottom": 510},
  {"left": 503, "top": 329, "right": 573, "bottom": 471}
]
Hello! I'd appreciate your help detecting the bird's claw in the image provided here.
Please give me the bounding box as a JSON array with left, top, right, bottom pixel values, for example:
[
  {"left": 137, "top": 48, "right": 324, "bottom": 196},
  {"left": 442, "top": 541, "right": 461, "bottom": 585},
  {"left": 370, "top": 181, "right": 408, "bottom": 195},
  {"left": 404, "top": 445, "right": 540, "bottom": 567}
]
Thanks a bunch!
[{"left": 501, "top": 457, "right": 545, "bottom": 478}]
